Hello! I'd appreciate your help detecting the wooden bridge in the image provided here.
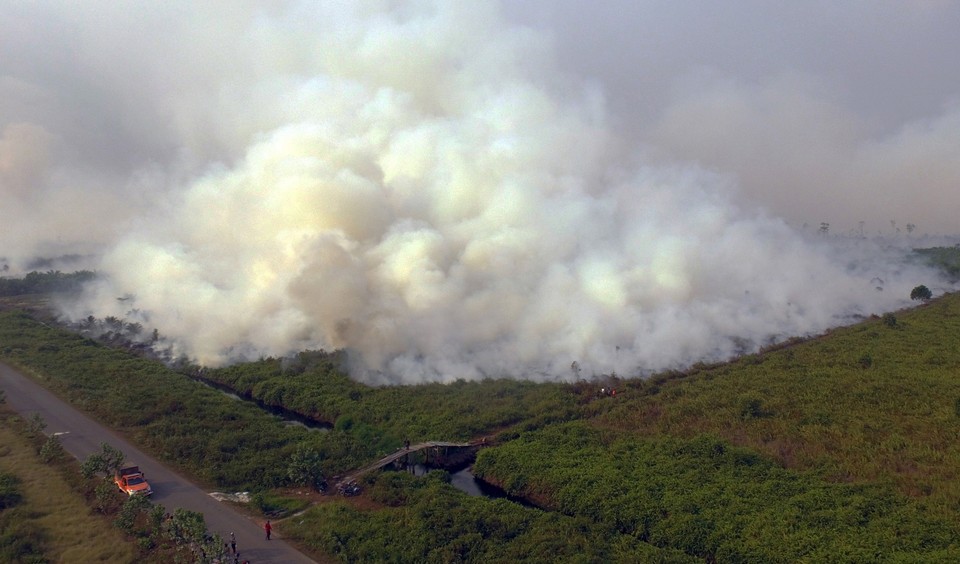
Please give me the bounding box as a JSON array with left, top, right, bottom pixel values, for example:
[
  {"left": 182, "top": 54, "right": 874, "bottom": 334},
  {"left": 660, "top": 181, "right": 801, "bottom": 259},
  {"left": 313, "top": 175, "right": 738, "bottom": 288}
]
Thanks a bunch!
[{"left": 336, "top": 440, "right": 481, "bottom": 490}]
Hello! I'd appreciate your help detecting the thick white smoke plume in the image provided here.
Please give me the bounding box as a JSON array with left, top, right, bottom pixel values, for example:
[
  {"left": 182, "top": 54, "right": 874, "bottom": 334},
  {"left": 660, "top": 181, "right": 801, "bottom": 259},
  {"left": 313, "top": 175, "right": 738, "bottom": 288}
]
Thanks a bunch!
[{"left": 2, "top": 2, "right": 955, "bottom": 382}]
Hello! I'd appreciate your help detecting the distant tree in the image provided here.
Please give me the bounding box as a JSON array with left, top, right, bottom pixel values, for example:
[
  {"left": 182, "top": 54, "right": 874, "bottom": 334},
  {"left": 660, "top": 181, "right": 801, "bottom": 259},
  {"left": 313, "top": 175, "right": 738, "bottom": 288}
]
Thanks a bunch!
[
  {"left": 818, "top": 222, "right": 830, "bottom": 236},
  {"left": 910, "top": 285, "right": 932, "bottom": 302},
  {"left": 906, "top": 223, "right": 916, "bottom": 235}
]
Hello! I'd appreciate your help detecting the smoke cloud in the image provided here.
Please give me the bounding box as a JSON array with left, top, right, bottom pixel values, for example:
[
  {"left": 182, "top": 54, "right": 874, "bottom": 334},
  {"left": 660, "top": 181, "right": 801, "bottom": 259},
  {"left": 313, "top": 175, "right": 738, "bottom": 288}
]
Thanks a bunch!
[{"left": 2, "top": 2, "right": 956, "bottom": 383}]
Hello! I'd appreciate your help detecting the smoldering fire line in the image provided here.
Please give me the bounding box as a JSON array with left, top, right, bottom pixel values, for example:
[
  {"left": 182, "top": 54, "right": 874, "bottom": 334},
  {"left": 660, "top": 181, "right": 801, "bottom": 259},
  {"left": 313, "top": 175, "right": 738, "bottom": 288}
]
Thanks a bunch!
[{"left": 2, "top": 2, "right": 955, "bottom": 383}]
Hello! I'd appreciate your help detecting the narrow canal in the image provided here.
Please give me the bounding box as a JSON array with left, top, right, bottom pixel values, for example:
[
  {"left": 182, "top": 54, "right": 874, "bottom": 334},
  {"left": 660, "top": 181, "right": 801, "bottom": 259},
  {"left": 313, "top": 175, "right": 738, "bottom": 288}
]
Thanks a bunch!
[
  {"left": 408, "top": 463, "right": 535, "bottom": 505},
  {"left": 192, "top": 375, "right": 332, "bottom": 432},
  {"left": 191, "top": 374, "right": 524, "bottom": 501}
]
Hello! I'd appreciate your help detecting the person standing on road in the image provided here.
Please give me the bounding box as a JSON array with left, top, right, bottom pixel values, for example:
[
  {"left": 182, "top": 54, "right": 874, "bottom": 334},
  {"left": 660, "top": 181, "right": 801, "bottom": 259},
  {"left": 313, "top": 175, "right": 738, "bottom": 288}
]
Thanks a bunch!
[
  {"left": 229, "top": 532, "right": 236, "bottom": 554},
  {"left": 265, "top": 520, "right": 272, "bottom": 540}
]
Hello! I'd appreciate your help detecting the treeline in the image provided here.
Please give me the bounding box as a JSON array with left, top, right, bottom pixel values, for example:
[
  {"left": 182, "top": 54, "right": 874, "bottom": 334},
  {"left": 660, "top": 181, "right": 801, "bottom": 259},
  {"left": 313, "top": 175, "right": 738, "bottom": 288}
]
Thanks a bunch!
[{"left": 0, "top": 270, "right": 96, "bottom": 296}]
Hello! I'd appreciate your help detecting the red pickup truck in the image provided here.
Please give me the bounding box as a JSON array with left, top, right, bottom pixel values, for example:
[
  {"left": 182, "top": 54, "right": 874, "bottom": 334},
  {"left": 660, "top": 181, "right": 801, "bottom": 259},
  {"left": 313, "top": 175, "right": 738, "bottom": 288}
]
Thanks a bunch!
[{"left": 114, "top": 465, "right": 153, "bottom": 496}]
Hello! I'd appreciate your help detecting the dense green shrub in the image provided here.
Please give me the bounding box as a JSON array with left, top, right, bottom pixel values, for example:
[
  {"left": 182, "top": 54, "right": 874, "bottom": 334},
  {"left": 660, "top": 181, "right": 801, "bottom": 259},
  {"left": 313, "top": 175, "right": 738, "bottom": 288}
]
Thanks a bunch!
[
  {"left": 204, "top": 353, "right": 581, "bottom": 445},
  {"left": 0, "top": 473, "right": 23, "bottom": 510},
  {"left": 0, "top": 472, "right": 48, "bottom": 562},
  {"left": 283, "top": 471, "right": 696, "bottom": 563},
  {"left": 473, "top": 422, "right": 960, "bottom": 561},
  {"left": 38, "top": 435, "right": 65, "bottom": 463},
  {"left": 738, "top": 396, "right": 765, "bottom": 419}
]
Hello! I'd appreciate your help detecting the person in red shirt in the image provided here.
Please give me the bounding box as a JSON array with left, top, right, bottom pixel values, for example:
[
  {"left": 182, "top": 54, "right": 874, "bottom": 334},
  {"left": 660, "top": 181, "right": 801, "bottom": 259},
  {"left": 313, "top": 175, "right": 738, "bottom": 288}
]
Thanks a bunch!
[{"left": 264, "top": 520, "right": 272, "bottom": 540}]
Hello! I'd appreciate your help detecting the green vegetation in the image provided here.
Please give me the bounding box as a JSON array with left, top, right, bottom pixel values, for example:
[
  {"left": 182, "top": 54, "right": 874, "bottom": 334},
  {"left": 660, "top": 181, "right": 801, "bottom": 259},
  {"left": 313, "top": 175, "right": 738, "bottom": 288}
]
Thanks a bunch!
[
  {"left": 287, "top": 445, "right": 327, "bottom": 492},
  {"left": 80, "top": 442, "right": 126, "bottom": 478},
  {"left": 0, "top": 408, "right": 137, "bottom": 562},
  {"left": 0, "top": 310, "right": 367, "bottom": 489},
  {"left": 251, "top": 490, "right": 311, "bottom": 519},
  {"left": 284, "top": 293, "right": 960, "bottom": 561},
  {"left": 203, "top": 352, "right": 579, "bottom": 442},
  {"left": 0, "top": 471, "right": 48, "bottom": 563},
  {"left": 474, "top": 423, "right": 958, "bottom": 561},
  {"left": 0, "top": 310, "right": 578, "bottom": 493},
  {"left": 0, "top": 404, "right": 230, "bottom": 562},
  {"left": 592, "top": 295, "right": 960, "bottom": 503},
  {"left": 0, "top": 270, "right": 96, "bottom": 297},
  {"left": 913, "top": 246, "right": 960, "bottom": 281},
  {"left": 911, "top": 284, "right": 933, "bottom": 301},
  {"left": 3, "top": 275, "right": 960, "bottom": 560},
  {"left": 284, "top": 471, "right": 694, "bottom": 563}
]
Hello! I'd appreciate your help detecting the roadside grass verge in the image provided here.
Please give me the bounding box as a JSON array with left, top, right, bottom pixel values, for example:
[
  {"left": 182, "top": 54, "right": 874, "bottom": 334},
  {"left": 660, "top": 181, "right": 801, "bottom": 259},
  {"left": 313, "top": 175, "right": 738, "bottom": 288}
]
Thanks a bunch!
[{"left": 0, "top": 407, "right": 137, "bottom": 562}]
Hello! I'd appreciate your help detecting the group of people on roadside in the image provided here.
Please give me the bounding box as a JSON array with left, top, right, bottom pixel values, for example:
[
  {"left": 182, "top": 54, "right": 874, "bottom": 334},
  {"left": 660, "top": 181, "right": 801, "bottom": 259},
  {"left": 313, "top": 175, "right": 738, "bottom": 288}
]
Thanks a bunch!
[{"left": 217, "top": 530, "right": 255, "bottom": 564}]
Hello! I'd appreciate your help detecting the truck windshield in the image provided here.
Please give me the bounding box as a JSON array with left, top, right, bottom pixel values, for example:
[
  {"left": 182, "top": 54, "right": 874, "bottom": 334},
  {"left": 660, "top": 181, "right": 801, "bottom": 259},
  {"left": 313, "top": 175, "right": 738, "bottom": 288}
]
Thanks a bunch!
[{"left": 127, "top": 477, "right": 145, "bottom": 485}]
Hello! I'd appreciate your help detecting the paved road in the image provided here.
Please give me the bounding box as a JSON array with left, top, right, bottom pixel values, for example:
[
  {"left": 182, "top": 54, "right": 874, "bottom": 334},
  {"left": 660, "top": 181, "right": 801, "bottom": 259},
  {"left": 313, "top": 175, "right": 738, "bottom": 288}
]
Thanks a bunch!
[{"left": 0, "top": 362, "right": 316, "bottom": 564}]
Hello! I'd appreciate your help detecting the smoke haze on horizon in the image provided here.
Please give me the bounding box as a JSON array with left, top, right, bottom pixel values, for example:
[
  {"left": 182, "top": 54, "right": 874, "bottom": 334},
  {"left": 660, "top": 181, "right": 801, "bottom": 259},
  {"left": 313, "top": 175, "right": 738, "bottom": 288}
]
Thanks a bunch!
[{"left": 1, "top": 1, "right": 957, "bottom": 382}]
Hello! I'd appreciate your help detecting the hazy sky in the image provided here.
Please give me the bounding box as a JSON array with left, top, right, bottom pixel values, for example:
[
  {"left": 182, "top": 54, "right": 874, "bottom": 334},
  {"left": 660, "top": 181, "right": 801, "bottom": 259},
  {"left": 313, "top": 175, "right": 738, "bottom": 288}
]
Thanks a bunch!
[
  {"left": 504, "top": 0, "right": 960, "bottom": 235},
  {"left": 1, "top": 2, "right": 955, "bottom": 382}
]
